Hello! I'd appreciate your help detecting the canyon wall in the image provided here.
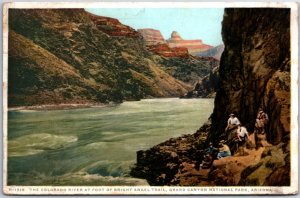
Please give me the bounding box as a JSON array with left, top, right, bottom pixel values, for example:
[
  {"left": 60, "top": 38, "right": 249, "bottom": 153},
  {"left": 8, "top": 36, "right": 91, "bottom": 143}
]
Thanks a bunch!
[{"left": 210, "top": 8, "right": 290, "bottom": 145}]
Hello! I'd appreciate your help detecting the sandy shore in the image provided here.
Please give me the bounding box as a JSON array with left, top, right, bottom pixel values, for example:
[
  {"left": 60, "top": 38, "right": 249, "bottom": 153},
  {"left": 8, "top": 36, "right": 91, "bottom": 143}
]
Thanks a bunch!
[{"left": 8, "top": 103, "right": 117, "bottom": 111}]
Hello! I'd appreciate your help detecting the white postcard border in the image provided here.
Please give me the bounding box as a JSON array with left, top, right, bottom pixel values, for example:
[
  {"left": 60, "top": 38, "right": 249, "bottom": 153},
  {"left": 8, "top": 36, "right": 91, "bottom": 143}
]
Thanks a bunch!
[{"left": 2, "top": 1, "right": 299, "bottom": 195}]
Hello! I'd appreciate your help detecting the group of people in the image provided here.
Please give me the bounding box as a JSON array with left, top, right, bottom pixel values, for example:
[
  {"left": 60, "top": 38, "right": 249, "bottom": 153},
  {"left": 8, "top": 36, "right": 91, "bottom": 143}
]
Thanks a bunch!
[
  {"left": 225, "top": 113, "right": 249, "bottom": 143},
  {"left": 198, "top": 139, "right": 232, "bottom": 169},
  {"left": 197, "top": 108, "right": 269, "bottom": 170}
]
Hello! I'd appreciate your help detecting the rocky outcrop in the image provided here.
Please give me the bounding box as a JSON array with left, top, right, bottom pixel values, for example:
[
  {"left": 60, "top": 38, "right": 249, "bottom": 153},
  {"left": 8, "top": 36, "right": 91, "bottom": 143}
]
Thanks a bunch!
[
  {"left": 195, "top": 44, "right": 225, "bottom": 60},
  {"left": 138, "top": 28, "right": 166, "bottom": 45},
  {"left": 167, "top": 31, "right": 212, "bottom": 54},
  {"left": 147, "top": 44, "right": 189, "bottom": 58},
  {"left": 138, "top": 28, "right": 189, "bottom": 58},
  {"left": 131, "top": 123, "right": 211, "bottom": 185},
  {"left": 132, "top": 8, "right": 291, "bottom": 186},
  {"left": 138, "top": 29, "right": 213, "bottom": 58},
  {"left": 89, "top": 13, "right": 140, "bottom": 38}
]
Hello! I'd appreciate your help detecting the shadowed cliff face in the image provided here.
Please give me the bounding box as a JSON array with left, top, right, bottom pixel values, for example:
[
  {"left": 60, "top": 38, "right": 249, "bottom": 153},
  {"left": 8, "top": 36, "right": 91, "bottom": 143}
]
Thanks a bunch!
[{"left": 210, "top": 8, "right": 290, "bottom": 144}]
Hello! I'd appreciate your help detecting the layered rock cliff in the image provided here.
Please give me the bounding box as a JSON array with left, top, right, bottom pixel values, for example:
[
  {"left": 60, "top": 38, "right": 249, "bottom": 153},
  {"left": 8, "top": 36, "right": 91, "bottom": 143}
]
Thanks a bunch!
[
  {"left": 138, "top": 28, "right": 166, "bottom": 45},
  {"left": 138, "top": 29, "right": 189, "bottom": 58},
  {"left": 132, "top": 8, "right": 291, "bottom": 186},
  {"left": 89, "top": 13, "right": 140, "bottom": 37},
  {"left": 138, "top": 29, "right": 214, "bottom": 58},
  {"left": 167, "top": 31, "right": 212, "bottom": 55}
]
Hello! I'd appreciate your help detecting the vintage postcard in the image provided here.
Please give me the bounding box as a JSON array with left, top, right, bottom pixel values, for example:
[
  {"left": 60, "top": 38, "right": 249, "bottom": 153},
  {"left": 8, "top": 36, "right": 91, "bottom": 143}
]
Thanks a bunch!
[{"left": 2, "top": 2, "right": 298, "bottom": 195}]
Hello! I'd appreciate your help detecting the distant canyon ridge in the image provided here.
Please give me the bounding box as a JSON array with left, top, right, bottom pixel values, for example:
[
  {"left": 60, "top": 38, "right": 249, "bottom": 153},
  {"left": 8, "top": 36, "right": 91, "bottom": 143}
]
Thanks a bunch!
[
  {"left": 8, "top": 9, "right": 221, "bottom": 107},
  {"left": 138, "top": 29, "right": 222, "bottom": 59}
]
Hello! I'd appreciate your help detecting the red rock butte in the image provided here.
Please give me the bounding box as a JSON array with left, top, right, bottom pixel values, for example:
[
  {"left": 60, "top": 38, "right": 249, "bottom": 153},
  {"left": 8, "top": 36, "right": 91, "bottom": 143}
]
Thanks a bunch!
[
  {"left": 139, "top": 29, "right": 213, "bottom": 57},
  {"left": 167, "top": 31, "right": 212, "bottom": 54}
]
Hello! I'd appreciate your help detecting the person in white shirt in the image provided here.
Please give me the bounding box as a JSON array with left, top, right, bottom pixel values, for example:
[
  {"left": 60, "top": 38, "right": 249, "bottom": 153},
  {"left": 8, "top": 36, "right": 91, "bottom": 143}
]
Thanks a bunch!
[
  {"left": 236, "top": 124, "right": 249, "bottom": 142},
  {"left": 225, "top": 113, "right": 240, "bottom": 134}
]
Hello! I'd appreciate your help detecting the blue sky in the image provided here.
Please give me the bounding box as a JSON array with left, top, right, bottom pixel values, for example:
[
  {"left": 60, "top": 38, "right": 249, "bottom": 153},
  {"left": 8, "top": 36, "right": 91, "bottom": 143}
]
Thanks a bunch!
[{"left": 86, "top": 8, "right": 224, "bottom": 46}]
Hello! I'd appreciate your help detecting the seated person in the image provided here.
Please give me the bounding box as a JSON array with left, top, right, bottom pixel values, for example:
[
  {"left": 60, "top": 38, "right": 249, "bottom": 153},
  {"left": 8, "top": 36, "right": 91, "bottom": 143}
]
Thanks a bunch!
[
  {"left": 217, "top": 140, "right": 231, "bottom": 159},
  {"left": 205, "top": 142, "right": 218, "bottom": 155}
]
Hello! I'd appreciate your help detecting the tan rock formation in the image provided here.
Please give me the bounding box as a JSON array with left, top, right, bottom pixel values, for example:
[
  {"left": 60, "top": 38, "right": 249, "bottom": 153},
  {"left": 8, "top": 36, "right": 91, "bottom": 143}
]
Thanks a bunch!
[
  {"left": 167, "top": 31, "right": 212, "bottom": 54},
  {"left": 138, "top": 28, "right": 166, "bottom": 45}
]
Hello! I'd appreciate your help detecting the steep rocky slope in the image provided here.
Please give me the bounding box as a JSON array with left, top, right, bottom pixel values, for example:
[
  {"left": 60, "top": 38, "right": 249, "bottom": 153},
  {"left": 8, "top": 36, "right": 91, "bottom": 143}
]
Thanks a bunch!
[
  {"left": 181, "top": 65, "right": 219, "bottom": 98},
  {"left": 158, "top": 56, "right": 219, "bottom": 85},
  {"left": 8, "top": 9, "right": 219, "bottom": 107},
  {"left": 8, "top": 9, "right": 193, "bottom": 107},
  {"left": 132, "top": 8, "right": 291, "bottom": 186}
]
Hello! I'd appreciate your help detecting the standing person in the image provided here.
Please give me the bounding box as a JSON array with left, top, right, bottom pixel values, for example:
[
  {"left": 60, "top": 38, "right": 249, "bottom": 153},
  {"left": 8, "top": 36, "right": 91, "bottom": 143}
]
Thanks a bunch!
[
  {"left": 235, "top": 124, "right": 250, "bottom": 154},
  {"left": 225, "top": 113, "right": 241, "bottom": 132},
  {"left": 255, "top": 109, "right": 269, "bottom": 134},
  {"left": 237, "top": 124, "right": 249, "bottom": 142},
  {"left": 217, "top": 140, "right": 231, "bottom": 159},
  {"left": 225, "top": 113, "right": 241, "bottom": 141}
]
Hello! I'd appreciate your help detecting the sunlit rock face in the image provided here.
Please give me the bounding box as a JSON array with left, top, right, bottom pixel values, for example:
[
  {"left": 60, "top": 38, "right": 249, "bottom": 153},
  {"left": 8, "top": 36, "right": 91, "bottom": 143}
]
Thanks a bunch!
[
  {"left": 138, "top": 29, "right": 213, "bottom": 57},
  {"left": 138, "top": 29, "right": 189, "bottom": 58},
  {"left": 167, "top": 31, "right": 212, "bottom": 54},
  {"left": 138, "top": 28, "right": 167, "bottom": 45},
  {"left": 89, "top": 13, "right": 140, "bottom": 38}
]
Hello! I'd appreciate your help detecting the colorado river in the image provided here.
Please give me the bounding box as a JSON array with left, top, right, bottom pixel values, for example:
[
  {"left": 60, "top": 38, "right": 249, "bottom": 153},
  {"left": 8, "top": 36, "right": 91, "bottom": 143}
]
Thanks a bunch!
[{"left": 8, "top": 98, "right": 214, "bottom": 185}]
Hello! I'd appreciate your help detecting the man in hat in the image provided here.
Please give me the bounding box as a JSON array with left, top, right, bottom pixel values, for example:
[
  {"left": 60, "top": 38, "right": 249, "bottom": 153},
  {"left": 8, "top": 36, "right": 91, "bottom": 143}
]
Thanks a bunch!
[
  {"left": 217, "top": 140, "right": 231, "bottom": 159},
  {"left": 225, "top": 113, "right": 241, "bottom": 136}
]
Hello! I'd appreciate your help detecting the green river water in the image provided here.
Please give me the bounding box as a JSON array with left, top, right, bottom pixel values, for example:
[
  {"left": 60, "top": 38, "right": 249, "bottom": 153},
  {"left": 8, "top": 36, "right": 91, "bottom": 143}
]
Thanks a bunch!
[{"left": 7, "top": 98, "right": 214, "bottom": 186}]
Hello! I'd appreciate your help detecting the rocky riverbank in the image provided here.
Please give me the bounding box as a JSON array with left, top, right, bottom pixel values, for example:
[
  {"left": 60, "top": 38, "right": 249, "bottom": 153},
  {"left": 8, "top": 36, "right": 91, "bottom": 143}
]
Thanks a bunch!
[{"left": 8, "top": 103, "right": 115, "bottom": 111}]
